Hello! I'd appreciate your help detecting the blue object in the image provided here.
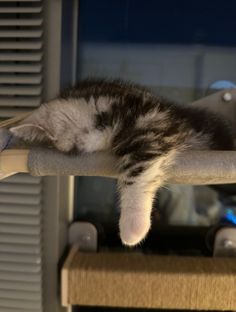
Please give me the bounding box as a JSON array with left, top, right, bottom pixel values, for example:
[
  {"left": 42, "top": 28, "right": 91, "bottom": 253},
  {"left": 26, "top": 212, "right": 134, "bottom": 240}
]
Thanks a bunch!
[
  {"left": 210, "top": 80, "right": 236, "bottom": 90},
  {"left": 223, "top": 209, "right": 236, "bottom": 225}
]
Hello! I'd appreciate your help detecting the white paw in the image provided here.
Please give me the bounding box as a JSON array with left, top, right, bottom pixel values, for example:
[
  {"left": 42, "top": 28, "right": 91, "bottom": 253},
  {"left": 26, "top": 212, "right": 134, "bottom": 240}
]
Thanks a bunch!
[{"left": 119, "top": 213, "right": 151, "bottom": 246}]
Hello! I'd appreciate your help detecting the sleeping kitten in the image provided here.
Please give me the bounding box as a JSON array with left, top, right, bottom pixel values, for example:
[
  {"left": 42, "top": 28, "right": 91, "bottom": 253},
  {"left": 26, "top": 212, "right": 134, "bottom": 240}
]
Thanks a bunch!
[{"left": 10, "top": 79, "right": 233, "bottom": 246}]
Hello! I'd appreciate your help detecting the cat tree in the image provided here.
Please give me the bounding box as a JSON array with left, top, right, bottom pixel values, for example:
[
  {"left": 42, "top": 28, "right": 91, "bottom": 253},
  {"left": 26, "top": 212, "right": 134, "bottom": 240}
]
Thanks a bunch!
[{"left": 1, "top": 104, "right": 236, "bottom": 310}]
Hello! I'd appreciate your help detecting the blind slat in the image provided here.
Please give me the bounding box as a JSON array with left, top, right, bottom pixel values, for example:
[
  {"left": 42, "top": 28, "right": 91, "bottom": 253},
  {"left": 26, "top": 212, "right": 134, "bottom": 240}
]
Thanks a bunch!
[
  {"left": 0, "top": 74, "right": 42, "bottom": 84},
  {"left": 0, "top": 290, "right": 41, "bottom": 301},
  {"left": 0, "top": 224, "right": 40, "bottom": 235},
  {"left": 4, "top": 174, "right": 41, "bottom": 184},
  {"left": 0, "top": 281, "right": 41, "bottom": 292},
  {"left": 0, "top": 7, "right": 42, "bottom": 13},
  {"left": 0, "top": 244, "right": 40, "bottom": 255},
  {"left": 0, "top": 271, "right": 41, "bottom": 283},
  {"left": 0, "top": 53, "right": 42, "bottom": 61},
  {"left": 0, "top": 42, "right": 42, "bottom": 50},
  {"left": 0, "top": 0, "right": 41, "bottom": 2},
  {"left": 0, "top": 86, "right": 42, "bottom": 95},
  {"left": 0, "top": 234, "right": 40, "bottom": 245},
  {"left": 0, "top": 193, "right": 41, "bottom": 205},
  {"left": 0, "top": 214, "right": 41, "bottom": 225},
  {"left": 0, "top": 97, "right": 41, "bottom": 107},
  {"left": 0, "top": 108, "right": 35, "bottom": 117},
  {"left": 0, "top": 183, "right": 41, "bottom": 194},
  {"left": 0, "top": 298, "right": 41, "bottom": 310},
  {"left": 0, "top": 204, "right": 41, "bottom": 216},
  {"left": 0, "top": 262, "right": 40, "bottom": 273},
  {"left": 0, "top": 19, "right": 42, "bottom": 26},
  {"left": 0, "top": 253, "right": 40, "bottom": 264},
  {"left": 0, "top": 64, "right": 42, "bottom": 73},
  {"left": 0, "top": 30, "right": 42, "bottom": 38}
]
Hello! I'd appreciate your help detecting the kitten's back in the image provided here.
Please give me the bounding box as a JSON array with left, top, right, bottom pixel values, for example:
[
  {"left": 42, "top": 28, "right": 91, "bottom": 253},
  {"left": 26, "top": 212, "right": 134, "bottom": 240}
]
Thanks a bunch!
[
  {"left": 169, "top": 103, "right": 234, "bottom": 151},
  {"left": 61, "top": 78, "right": 234, "bottom": 151}
]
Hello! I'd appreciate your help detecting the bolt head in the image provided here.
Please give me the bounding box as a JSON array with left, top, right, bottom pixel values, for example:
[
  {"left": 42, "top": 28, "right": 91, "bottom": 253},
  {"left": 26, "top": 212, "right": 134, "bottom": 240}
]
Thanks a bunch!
[
  {"left": 222, "top": 92, "right": 232, "bottom": 102},
  {"left": 222, "top": 239, "right": 234, "bottom": 248},
  {"left": 81, "top": 235, "right": 91, "bottom": 242}
]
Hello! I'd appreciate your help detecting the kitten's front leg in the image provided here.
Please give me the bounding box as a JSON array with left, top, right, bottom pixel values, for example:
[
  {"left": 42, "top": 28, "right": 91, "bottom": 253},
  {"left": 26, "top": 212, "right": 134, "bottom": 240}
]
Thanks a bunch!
[{"left": 118, "top": 179, "right": 162, "bottom": 246}]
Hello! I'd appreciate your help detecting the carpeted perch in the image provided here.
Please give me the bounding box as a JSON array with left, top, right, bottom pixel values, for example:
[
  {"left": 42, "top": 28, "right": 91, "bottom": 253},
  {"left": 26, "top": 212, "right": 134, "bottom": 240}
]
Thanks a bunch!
[{"left": 0, "top": 148, "right": 236, "bottom": 185}]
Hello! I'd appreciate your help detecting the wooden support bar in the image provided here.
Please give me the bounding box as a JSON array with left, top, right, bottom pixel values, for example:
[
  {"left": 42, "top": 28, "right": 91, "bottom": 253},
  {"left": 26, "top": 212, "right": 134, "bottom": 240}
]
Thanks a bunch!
[
  {"left": 0, "top": 149, "right": 29, "bottom": 173},
  {"left": 61, "top": 248, "right": 236, "bottom": 310}
]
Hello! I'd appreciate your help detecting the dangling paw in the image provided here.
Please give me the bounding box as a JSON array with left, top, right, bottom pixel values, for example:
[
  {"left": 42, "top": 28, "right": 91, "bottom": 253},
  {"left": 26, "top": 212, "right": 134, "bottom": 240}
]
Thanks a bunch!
[{"left": 119, "top": 212, "right": 151, "bottom": 246}]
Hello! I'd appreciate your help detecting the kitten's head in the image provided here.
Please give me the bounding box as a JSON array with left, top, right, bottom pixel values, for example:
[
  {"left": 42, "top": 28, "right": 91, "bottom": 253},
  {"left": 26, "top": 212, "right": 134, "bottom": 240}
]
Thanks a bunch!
[{"left": 9, "top": 102, "right": 77, "bottom": 152}]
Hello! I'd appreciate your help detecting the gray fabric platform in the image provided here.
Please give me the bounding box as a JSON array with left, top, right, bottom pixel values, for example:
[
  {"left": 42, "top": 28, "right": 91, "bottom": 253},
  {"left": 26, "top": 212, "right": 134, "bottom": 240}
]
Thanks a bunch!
[
  {"left": 1, "top": 127, "right": 236, "bottom": 184},
  {"left": 28, "top": 148, "right": 236, "bottom": 185}
]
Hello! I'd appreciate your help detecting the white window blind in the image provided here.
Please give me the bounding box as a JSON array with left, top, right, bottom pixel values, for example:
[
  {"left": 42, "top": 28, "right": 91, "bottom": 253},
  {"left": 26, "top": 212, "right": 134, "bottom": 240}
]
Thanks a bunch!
[
  {"left": 0, "top": 0, "right": 43, "bottom": 117},
  {"left": 0, "top": 1, "right": 43, "bottom": 311}
]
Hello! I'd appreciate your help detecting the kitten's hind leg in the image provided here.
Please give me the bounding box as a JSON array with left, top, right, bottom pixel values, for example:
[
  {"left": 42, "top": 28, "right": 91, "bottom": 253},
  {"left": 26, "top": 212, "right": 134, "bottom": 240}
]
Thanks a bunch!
[
  {"left": 118, "top": 179, "right": 160, "bottom": 246},
  {"left": 117, "top": 150, "right": 177, "bottom": 246}
]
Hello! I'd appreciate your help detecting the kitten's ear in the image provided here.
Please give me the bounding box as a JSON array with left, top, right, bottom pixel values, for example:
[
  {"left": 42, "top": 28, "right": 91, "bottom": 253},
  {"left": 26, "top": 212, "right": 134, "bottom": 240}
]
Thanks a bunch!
[{"left": 9, "top": 124, "right": 56, "bottom": 142}]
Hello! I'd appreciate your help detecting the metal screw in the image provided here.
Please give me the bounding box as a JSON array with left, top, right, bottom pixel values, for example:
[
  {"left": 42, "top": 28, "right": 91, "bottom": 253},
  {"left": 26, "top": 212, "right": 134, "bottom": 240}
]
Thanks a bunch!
[
  {"left": 222, "top": 92, "right": 232, "bottom": 102},
  {"left": 222, "top": 239, "right": 234, "bottom": 249},
  {"left": 81, "top": 235, "right": 91, "bottom": 242}
]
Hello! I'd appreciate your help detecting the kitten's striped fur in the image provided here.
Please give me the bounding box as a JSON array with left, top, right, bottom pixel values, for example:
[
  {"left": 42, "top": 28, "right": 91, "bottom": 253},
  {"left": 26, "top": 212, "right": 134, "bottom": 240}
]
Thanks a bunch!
[{"left": 10, "top": 79, "right": 233, "bottom": 246}]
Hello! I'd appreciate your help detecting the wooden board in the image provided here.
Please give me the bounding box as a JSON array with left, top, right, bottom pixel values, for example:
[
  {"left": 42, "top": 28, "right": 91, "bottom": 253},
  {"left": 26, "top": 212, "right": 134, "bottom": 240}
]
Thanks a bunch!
[
  {"left": 0, "top": 149, "right": 29, "bottom": 174},
  {"left": 61, "top": 248, "right": 236, "bottom": 310}
]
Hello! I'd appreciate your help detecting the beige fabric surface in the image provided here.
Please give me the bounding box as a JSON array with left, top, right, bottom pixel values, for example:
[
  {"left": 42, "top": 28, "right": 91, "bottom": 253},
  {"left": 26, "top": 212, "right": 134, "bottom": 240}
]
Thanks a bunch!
[{"left": 62, "top": 249, "right": 236, "bottom": 309}]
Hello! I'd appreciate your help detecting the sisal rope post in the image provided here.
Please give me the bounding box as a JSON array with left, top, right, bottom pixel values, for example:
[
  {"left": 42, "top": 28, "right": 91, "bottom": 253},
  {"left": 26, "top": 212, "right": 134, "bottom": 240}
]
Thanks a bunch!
[{"left": 61, "top": 250, "right": 236, "bottom": 310}]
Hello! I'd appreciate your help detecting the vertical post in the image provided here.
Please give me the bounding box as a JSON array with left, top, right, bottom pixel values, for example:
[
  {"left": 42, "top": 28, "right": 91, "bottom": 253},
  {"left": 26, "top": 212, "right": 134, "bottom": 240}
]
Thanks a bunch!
[{"left": 43, "top": 1, "right": 73, "bottom": 311}]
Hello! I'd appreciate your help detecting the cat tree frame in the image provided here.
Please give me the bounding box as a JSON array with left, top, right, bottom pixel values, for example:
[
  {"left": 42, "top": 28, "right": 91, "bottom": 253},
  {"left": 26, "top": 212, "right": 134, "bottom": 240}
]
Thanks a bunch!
[{"left": 1, "top": 89, "right": 236, "bottom": 310}]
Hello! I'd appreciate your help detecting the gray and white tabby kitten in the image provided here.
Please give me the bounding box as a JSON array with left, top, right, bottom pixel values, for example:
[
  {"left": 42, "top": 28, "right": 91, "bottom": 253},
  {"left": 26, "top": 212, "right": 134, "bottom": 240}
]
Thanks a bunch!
[{"left": 10, "top": 79, "right": 233, "bottom": 246}]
